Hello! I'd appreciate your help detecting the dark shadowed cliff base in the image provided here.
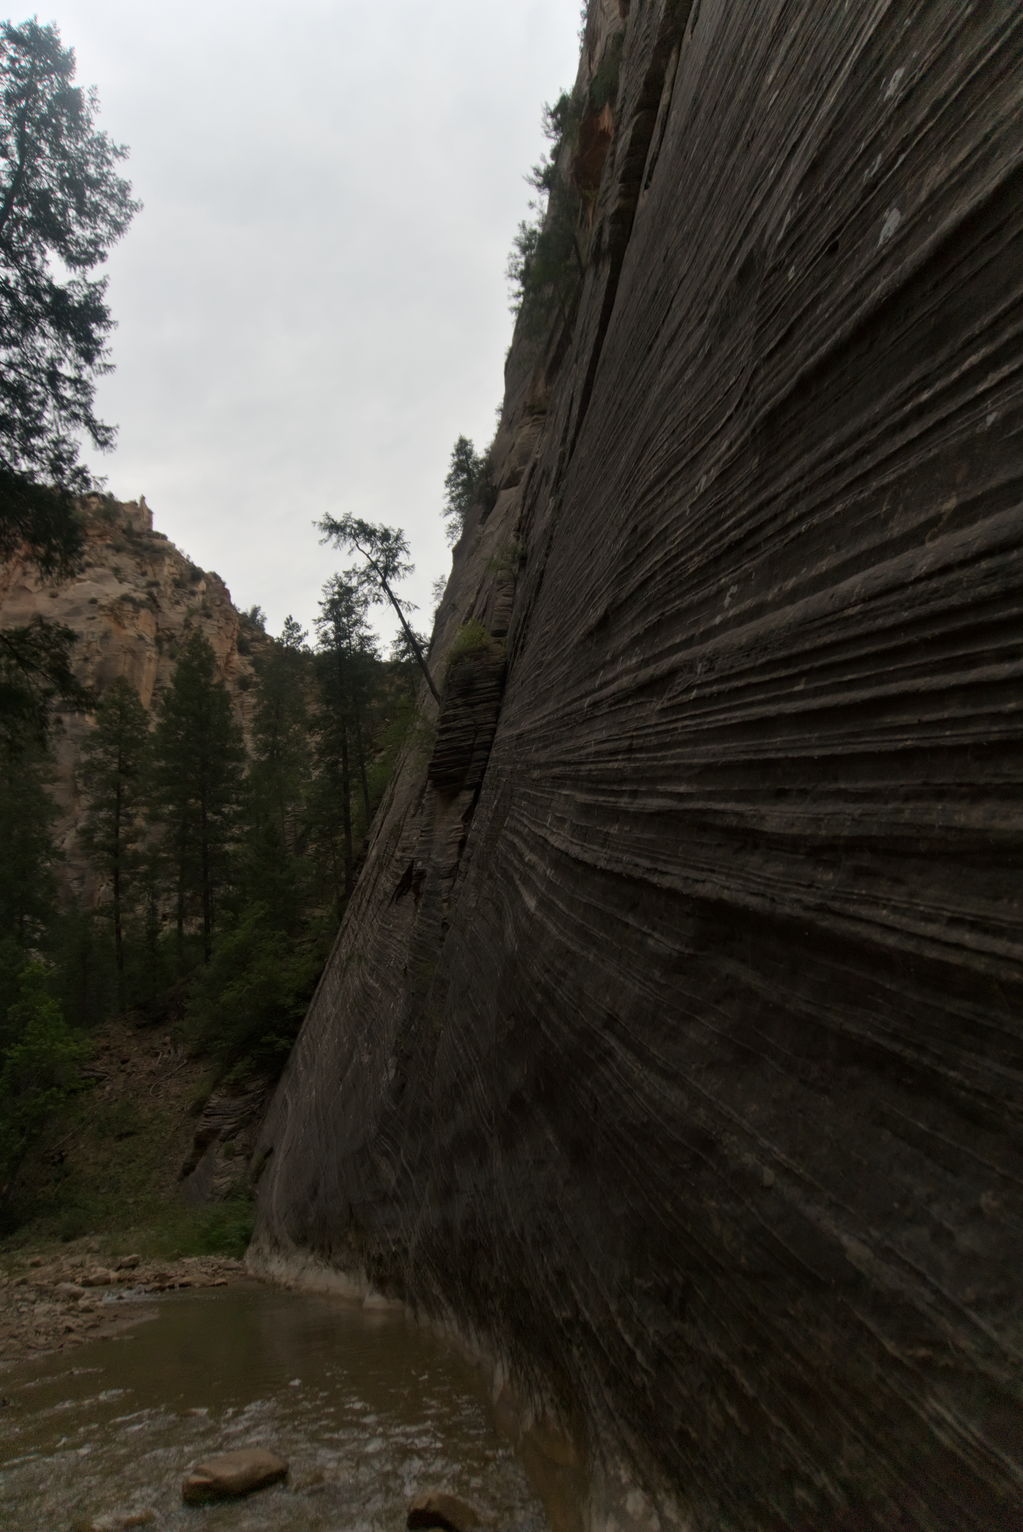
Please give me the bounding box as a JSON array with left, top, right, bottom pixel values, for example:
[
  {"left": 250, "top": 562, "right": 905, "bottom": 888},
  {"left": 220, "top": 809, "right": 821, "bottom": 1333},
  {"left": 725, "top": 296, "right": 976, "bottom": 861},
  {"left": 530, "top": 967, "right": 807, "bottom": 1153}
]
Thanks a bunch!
[{"left": 250, "top": 3, "right": 1023, "bottom": 1528}]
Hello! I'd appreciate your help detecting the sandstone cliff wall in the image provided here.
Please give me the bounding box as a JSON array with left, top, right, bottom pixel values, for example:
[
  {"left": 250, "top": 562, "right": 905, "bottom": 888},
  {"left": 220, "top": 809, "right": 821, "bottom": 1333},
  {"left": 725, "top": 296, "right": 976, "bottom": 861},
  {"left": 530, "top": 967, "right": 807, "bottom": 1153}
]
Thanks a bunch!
[
  {"left": 0, "top": 495, "right": 261, "bottom": 884},
  {"left": 252, "top": 4, "right": 1023, "bottom": 1528}
]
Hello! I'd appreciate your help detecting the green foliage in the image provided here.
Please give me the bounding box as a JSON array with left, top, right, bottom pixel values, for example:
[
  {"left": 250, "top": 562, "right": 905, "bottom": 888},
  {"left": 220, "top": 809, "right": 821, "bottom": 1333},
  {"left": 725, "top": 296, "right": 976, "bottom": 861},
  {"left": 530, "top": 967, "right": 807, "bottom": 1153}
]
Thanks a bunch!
[
  {"left": 239, "top": 629, "right": 316, "bottom": 926},
  {"left": 0, "top": 963, "right": 87, "bottom": 1191},
  {"left": 0, "top": 18, "right": 138, "bottom": 491},
  {"left": 0, "top": 558, "right": 421, "bottom": 1242},
  {"left": 4, "top": 1050, "right": 255, "bottom": 1256},
  {"left": 150, "top": 631, "right": 245, "bottom": 963},
  {"left": 0, "top": 736, "right": 59, "bottom": 955},
  {"left": 443, "top": 435, "right": 493, "bottom": 543},
  {"left": 543, "top": 92, "right": 578, "bottom": 152},
  {"left": 166, "top": 1198, "right": 254, "bottom": 1259},
  {"left": 318, "top": 513, "right": 440, "bottom": 703},
  {"left": 79, "top": 678, "right": 150, "bottom": 1002},
  {"left": 0, "top": 477, "right": 83, "bottom": 577},
  {"left": 488, "top": 538, "right": 525, "bottom": 579},
  {"left": 448, "top": 618, "right": 495, "bottom": 664},
  {"left": 311, "top": 573, "right": 378, "bottom": 908},
  {"left": 318, "top": 513, "right": 413, "bottom": 593},
  {"left": 506, "top": 90, "right": 584, "bottom": 330},
  {"left": 51, "top": 907, "right": 117, "bottom": 1030},
  {"left": 389, "top": 622, "right": 430, "bottom": 670},
  {"left": 183, "top": 904, "right": 321, "bottom": 1074},
  {"left": 588, "top": 32, "right": 624, "bottom": 112},
  {"left": 0, "top": 17, "right": 137, "bottom": 742},
  {"left": 279, "top": 613, "right": 307, "bottom": 650},
  {"left": 0, "top": 615, "right": 89, "bottom": 750}
]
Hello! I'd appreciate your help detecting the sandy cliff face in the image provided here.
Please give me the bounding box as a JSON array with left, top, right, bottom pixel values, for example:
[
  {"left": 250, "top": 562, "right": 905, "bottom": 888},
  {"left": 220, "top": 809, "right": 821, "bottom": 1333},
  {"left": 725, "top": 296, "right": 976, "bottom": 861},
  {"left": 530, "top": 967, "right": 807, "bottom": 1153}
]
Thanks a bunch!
[
  {"left": 0, "top": 495, "right": 261, "bottom": 881},
  {"left": 252, "top": 4, "right": 1023, "bottom": 1528}
]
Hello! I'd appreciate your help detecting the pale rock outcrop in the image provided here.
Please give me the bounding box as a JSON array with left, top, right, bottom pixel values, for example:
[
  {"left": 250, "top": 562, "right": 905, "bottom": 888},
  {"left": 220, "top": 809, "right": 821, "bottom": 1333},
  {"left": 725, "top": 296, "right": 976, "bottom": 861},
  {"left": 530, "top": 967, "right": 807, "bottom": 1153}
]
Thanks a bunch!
[{"left": 0, "top": 494, "right": 264, "bottom": 892}]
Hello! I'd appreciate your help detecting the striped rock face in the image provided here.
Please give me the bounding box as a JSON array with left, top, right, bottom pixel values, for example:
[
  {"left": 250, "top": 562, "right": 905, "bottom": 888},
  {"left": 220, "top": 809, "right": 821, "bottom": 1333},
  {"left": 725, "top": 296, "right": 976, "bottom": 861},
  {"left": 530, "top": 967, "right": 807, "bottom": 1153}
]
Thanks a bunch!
[{"left": 252, "top": 4, "right": 1023, "bottom": 1529}]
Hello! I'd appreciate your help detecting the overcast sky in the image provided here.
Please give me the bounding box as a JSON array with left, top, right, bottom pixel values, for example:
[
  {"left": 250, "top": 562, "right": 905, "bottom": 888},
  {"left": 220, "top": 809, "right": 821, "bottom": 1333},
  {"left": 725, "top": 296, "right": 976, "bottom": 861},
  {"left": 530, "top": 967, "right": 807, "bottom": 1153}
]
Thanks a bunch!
[{"left": 39, "top": 0, "right": 582, "bottom": 645}]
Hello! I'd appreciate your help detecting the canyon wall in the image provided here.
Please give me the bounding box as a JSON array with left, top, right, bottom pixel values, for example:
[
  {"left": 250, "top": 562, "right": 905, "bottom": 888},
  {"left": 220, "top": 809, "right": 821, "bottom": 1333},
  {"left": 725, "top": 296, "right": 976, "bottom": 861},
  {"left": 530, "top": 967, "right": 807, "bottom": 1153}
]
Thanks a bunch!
[
  {"left": 251, "top": 3, "right": 1023, "bottom": 1528},
  {"left": 0, "top": 494, "right": 262, "bottom": 885}
]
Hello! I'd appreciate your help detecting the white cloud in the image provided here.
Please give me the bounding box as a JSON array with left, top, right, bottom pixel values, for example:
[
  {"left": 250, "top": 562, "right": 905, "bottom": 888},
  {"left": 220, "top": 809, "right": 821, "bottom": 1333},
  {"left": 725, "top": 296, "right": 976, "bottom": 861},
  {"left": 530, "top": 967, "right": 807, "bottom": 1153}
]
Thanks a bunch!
[{"left": 42, "top": 0, "right": 582, "bottom": 639}]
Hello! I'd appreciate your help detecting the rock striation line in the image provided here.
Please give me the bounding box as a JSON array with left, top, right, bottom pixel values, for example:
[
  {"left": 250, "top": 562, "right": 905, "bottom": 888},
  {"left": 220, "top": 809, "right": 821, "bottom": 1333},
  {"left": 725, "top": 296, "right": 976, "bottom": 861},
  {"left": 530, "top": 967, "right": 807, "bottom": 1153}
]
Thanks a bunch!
[{"left": 252, "top": 4, "right": 1023, "bottom": 1528}]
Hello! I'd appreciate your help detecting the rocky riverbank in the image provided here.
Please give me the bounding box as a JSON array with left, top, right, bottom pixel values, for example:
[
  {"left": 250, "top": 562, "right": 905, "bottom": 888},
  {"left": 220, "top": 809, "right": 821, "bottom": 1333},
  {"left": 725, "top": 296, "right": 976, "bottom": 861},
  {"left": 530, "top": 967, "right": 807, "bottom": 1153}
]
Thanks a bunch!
[{"left": 0, "top": 1243, "right": 245, "bottom": 1369}]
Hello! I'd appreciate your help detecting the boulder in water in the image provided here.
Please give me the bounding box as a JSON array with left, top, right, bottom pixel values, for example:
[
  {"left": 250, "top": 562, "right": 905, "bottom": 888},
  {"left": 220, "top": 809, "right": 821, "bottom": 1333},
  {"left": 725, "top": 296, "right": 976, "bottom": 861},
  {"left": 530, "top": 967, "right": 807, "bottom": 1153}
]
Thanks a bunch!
[
  {"left": 181, "top": 1447, "right": 288, "bottom": 1504},
  {"left": 407, "top": 1488, "right": 489, "bottom": 1529}
]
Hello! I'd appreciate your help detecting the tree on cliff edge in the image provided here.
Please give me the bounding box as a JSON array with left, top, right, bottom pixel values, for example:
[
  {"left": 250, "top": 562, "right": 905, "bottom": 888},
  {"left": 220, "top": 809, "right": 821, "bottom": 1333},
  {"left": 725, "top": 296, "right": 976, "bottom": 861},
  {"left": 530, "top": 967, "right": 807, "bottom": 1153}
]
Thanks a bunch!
[
  {"left": 317, "top": 513, "right": 440, "bottom": 703},
  {"left": 442, "top": 435, "right": 487, "bottom": 545}
]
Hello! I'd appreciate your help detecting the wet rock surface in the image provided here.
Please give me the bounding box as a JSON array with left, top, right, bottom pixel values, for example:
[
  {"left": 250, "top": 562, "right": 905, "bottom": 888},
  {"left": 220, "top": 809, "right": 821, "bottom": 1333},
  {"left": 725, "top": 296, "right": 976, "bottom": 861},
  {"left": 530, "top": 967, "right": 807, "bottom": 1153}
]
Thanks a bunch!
[
  {"left": 0, "top": 1245, "right": 243, "bottom": 1366},
  {"left": 253, "top": 3, "right": 1023, "bottom": 1529},
  {"left": 407, "top": 1488, "right": 489, "bottom": 1528},
  {"left": 181, "top": 1446, "right": 288, "bottom": 1503},
  {"left": 71, "top": 1513, "right": 156, "bottom": 1531}
]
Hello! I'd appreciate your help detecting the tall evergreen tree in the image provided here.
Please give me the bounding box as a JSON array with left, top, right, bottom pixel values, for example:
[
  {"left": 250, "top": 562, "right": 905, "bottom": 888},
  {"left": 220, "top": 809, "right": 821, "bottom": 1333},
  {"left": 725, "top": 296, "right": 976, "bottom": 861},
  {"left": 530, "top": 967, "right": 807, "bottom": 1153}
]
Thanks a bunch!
[
  {"left": 241, "top": 617, "right": 312, "bottom": 932},
  {"left": 78, "top": 677, "right": 150, "bottom": 1004},
  {"left": 0, "top": 734, "right": 59, "bottom": 1016},
  {"left": 317, "top": 514, "right": 439, "bottom": 703},
  {"left": 0, "top": 19, "right": 139, "bottom": 494},
  {"left": 442, "top": 435, "right": 486, "bottom": 544},
  {"left": 151, "top": 632, "right": 244, "bottom": 964},
  {"left": 313, "top": 575, "right": 377, "bottom": 910},
  {"left": 0, "top": 960, "right": 85, "bottom": 1203},
  {"left": 0, "top": 20, "right": 138, "bottom": 739}
]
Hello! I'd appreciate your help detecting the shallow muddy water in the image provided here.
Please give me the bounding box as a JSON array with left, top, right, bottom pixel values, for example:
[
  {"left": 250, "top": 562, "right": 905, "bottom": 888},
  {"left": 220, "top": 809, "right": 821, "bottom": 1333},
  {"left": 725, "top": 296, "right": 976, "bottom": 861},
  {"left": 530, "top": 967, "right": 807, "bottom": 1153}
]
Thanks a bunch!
[{"left": 0, "top": 1282, "right": 549, "bottom": 1531}]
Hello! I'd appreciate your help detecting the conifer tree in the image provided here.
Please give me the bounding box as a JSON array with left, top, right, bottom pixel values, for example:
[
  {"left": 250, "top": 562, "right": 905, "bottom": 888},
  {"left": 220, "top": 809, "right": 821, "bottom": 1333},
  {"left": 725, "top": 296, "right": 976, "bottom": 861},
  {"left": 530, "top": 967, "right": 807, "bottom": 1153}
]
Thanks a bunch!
[
  {"left": 0, "top": 961, "right": 85, "bottom": 1199},
  {"left": 241, "top": 617, "right": 312, "bottom": 932},
  {"left": 0, "top": 734, "right": 59, "bottom": 1016},
  {"left": 79, "top": 677, "right": 150, "bottom": 1004},
  {"left": 313, "top": 575, "right": 376, "bottom": 907},
  {"left": 151, "top": 632, "right": 245, "bottom": 964},
  {"left": 442, "top": 435, "right": 486, "bottom": 544},
  {"left": 317, "top": 514, "right": 439, "bottom": 703},
  {"left": 0, "top": 19, "right": 138, "bottom": 738},
  {"left": 0, "top": 19, "right": 138, "bottom": 494}
]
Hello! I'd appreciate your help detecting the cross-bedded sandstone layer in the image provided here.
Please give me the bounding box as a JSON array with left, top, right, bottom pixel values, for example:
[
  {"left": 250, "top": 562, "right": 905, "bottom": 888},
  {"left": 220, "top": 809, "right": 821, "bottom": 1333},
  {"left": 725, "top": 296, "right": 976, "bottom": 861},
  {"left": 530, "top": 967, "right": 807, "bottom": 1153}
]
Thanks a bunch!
[{"left": 252, "top": 4, "right": 1023, "bottom": 1527}]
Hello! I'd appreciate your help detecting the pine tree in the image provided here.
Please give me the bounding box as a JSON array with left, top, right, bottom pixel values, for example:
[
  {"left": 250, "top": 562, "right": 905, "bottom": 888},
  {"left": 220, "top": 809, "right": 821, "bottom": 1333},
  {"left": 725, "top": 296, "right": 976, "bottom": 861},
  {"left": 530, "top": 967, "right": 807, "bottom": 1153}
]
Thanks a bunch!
[
  {"left": 0, "top": 961, "right": 85, "bottom": 1199},
  {"left": 0, "top": 20, "right": 138, "bottom": 739},
  {"left": 313, "top": 575, "right": 377, "bottom": 908},
  {"left": 78, "top": 677, "right": 150, "bottom": 1005},
  {"left": 151, "top": 632, "right": 245, "bottom": 964},
  {"left": 0, "top": 19, "right": 139, "bottom": 494},
  {"left": 316, "top": 514, "right": 439, "bottom": 703},
  {"left": 0, "top": 734, "right": 59, "bottom": 1017},
  {"left": 442, "top": 435, "right": 486, "bottom": 544},
  {"left": 241, "top": 618, "right": 313, "bottom": 932}
]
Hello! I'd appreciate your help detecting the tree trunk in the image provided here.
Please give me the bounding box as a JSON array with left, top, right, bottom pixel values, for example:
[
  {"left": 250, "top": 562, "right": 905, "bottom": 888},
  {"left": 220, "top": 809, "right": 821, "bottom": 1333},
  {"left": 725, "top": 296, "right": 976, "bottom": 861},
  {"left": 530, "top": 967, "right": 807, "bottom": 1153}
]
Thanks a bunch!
[{"left": 112, "top": 777, "right": 124, "bottom": 1010}]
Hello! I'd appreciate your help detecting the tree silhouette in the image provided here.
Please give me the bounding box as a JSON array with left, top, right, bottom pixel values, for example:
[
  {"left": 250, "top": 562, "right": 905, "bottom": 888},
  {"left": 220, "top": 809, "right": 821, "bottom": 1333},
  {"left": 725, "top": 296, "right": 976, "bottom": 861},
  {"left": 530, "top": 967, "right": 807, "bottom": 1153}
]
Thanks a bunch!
[
  {"left": 79, "top": 678, "right": 150, "bottom": 1004},
  {"left": 151, "top": 633, "right": 244, "bottom": 964},
  {"left": 0, "top": 19, "right": 138, "bottom": 739},
  {"left": 317, "top": 513, "right": 440, "bottom": 703}
]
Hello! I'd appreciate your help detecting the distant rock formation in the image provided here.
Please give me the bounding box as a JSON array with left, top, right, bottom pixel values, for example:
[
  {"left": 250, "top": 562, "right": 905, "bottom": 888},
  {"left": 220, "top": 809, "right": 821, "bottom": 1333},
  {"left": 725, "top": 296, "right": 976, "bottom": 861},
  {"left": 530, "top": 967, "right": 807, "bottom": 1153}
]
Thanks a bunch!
[
  {"left": 252, "top": 3, "right": 1023, "bottom": 1529},
  {"left": 0, "top": 494, "right": 262, "bottom": 888}
]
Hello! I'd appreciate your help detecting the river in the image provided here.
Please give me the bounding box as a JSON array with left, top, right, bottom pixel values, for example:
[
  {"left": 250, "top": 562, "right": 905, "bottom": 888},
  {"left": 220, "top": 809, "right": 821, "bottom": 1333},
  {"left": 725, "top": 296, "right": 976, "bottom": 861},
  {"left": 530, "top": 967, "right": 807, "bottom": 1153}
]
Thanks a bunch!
[{"left": 0, "top": 1281, "right": 550, "bottom": 1530}]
